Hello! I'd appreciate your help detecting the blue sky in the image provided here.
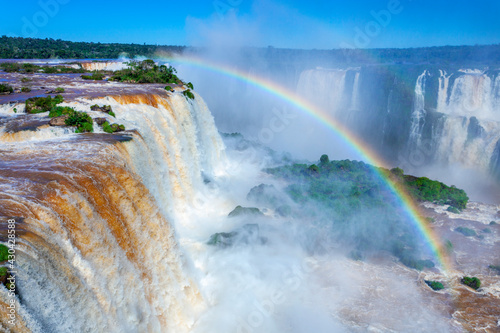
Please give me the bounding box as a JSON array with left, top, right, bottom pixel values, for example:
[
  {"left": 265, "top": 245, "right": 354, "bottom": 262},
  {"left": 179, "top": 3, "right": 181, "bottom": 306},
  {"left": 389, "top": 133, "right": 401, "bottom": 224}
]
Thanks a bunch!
[{"left": 1, "top": 0, "right": 499, "bottom": 49}]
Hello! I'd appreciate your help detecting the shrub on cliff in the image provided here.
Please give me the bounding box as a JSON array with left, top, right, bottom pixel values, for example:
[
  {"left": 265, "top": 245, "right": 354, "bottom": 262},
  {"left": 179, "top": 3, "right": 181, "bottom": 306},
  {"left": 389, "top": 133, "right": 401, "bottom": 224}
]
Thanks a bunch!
[{"left": 182, "top": 89, "right": 195, "bottom": 100}]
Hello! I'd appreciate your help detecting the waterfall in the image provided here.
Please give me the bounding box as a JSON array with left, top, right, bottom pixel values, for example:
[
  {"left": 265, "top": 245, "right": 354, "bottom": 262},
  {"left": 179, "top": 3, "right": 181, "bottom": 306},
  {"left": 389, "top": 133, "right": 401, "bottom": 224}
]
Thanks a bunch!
[
  {"left": 293, "top": 66, "right": 500, "bottom": 181},
  {"left": 431, "top": 71, "right": 500, "bottom": 173},
  {"left": 350, "top": 72, "right": 361, "bottom": 112},
  {"left": 0, "top": 92, "right": 225, "bottom": 332},
  {"left": 437, "top": 70, "right": 452, "bottom": 112},
  {"left": 408, "top": 70, "right": 428, "bottom": 150},
  {"left": 79, "top": 61, "right": 128, "bottom": 72},
  {"left": 296, "top": 68, "right": 347, "bottom": 119}
]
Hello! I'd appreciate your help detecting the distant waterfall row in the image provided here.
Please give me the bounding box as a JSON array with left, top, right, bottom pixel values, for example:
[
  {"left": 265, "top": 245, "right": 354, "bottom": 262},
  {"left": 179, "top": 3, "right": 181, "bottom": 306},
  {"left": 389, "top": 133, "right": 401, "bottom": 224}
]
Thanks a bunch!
[{"left": 296, "top": 67, "right": 500, "bottom": 179}]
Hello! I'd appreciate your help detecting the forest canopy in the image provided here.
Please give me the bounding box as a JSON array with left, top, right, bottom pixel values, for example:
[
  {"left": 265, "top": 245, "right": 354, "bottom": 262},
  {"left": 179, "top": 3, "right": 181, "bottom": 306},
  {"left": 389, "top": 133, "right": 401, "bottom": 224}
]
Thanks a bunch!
[{"left": 1, "top": 36, "right": 499, "bottom": 67}]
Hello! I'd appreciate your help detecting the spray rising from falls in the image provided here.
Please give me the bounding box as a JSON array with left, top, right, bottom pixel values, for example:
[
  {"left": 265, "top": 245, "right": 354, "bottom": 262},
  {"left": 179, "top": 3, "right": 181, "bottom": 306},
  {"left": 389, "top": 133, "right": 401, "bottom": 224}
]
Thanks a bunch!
[{"left": 0, "top": 92, "right": 225, "bottom": 332}]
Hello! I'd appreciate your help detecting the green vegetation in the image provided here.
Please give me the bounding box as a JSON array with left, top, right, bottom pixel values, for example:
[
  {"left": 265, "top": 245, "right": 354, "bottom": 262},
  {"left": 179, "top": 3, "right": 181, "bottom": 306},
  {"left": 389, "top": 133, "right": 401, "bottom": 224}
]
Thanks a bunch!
[
  {"left": 425, "top": 280, "right": 444, "bottom": 291},
  {"left": 445, "top": 240, "right": 453, "bottom": 253},
  {"left": 21, "top": 87, "right": 31, "bottom": 93},
  {"left": 447, "top": 206, "right": 461, "bottom": 214},
  {"left": 0, "top": 83, "right": 13, "bottom": 94},
  {"left": 101, "top": 121, "right": 125, "bottom": 133},
  {"left": 461, "top": 276, "right": 481, "bottom": 290},
  {"left": 320, "top": 154, "right": 330, "bottom": 165},
  {"left": 48, "top": 105, "right": 74, "bottom": 118},
  {"left": 2, "top": 37, "right": 500, "bottom": 68},
  {"left": 482, "top": 228, "right": 492, "bottom": 234},
  {"left": 65, "top": 111, "right": 93, "bottom": 133},
  {"left": 41, "top": 65, "right": 84, "bottom": 74},
  {"left": 0, "top": 62, "right": 85, "bottom": 74},
  {"left": 488, "top": 265, "right": 500, "bottom": 274},
  {"left": 20, "top": 77, "right": 31, "bottom": 83},
  {"left": 81, "top": 72, "right": 105, "bottom": 80},
  {"left": 27, "top": 95, "right": 95, "bottom": 133},
  {"left": 186, "top": 82, "right": 194, "bottom": 90},
  {"left": 55, "top": 87, "right": 65, "bottom": 93},
  {"left": 165, "top": 85, "right": 172, "bottom": 91},
  {"left": 490, "top": 221, "right": 498, "bottom": 225},
  {"left": 0, "top": 244, "right": 8, "bottom": 262},
  {"left": 228, "top": 206, "right": 264, "bottom": 218},
  {"left": 25, "top": 95, "right": 63, "bottom": 113},
  {"left": 0, "top": 36, "right": 184, "bottom": 59},
  {"left": 0, "top": 267, "right": 7, "bottom": 276},
  {"left": 264, "top": 156, "right": 469, "bottom": 270},
  {"left": 182, "top": 89, "right": 195, "bottom": 100},
  {"left": 90, "top": 104, "right": 115, "bottom": 117},
  {"left": 396, "top": 173, "right": 468, "bottom": 210},
  {"left": 110, "top": 59, "right": 181, "bottom": 84},
  {"left": 455, "top": 227, "right": 477, "bottom": 237}
]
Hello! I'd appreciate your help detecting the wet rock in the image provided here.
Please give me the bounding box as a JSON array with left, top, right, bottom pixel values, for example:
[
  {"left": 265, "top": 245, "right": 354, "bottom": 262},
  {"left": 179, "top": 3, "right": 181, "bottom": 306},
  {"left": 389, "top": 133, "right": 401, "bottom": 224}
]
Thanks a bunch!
[
  {"left": 94, "top": 117, "right": 107, "bottom": 125},
  {"left": 49, "top": 115, "right": 69, "bottom": 126},
  {"left": 228, "top": 205, "right": 264, "bottom": 218},
  {"left": 91, "top": 104, "right": 112, "bottom": 113}
]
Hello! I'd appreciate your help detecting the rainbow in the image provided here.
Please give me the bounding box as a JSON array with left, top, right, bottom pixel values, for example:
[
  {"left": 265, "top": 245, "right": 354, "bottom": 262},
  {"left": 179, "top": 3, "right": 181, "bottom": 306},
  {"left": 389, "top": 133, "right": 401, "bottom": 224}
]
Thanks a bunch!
[{"left": 159, "top": 53, "right": 453, "bottom": 272}]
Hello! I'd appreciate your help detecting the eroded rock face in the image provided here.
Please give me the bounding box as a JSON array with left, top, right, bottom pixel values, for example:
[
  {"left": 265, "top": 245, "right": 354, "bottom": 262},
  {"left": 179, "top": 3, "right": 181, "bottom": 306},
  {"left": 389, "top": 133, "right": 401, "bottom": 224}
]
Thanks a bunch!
[
  {"left": 94, "top": 117, "right": 107, "bottom": 125},
  {"left": 49, "top": 115, "right": 69, "bottom": 126}
]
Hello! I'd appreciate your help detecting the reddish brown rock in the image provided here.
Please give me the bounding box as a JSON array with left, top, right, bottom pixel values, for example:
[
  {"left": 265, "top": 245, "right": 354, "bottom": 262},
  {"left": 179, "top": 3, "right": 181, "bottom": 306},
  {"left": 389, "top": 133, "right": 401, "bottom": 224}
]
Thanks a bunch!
[{"left": 49, "top": 115, "right": 69, "bottom": 126}]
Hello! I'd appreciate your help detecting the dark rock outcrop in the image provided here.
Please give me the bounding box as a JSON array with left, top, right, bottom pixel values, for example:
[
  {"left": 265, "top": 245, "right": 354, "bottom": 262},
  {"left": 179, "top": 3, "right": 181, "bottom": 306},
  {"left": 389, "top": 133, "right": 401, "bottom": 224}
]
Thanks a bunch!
[
  {"left": 49, "top": 115, "right": 69, "bottom": 126},
  {"left": 91, "top": 105, "right": 112, "bottom": 113},
  {"left": 94, "top": 117, "right": 107, "bottom": 125}
]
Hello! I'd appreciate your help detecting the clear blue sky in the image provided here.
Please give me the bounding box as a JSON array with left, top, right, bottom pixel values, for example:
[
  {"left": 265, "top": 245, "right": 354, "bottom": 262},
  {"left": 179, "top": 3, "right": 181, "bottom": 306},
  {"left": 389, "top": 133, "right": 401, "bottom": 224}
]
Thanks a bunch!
[{"left": 1, "top": 0, "right": 499, "bottom": 49}]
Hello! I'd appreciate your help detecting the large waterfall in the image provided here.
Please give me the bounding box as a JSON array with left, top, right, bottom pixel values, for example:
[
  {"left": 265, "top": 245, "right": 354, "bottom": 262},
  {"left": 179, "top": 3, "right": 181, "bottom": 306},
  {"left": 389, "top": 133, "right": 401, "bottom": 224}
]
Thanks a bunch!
[
  {"left": 0, "top": 93, "right": 225, "bottom": 332},
  {"left": 295, "top": 66, "right": 500, "bottom": 185}
]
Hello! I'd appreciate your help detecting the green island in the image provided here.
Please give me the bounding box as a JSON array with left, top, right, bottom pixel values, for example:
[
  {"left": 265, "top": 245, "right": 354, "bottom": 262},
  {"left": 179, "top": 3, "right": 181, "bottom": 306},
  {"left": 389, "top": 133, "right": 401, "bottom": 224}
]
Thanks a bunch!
[
  {"left": 261, "top": 155, "right": 469, "bottom": 270},
  {"left": 461, "top": 276, "right": 481, "bottom": 290},
  {"left": 25, "top": 96, "right": 125, "bottom": 134},
  {"left": 424, "top": 280, "right": 444, "bottom": 291}
]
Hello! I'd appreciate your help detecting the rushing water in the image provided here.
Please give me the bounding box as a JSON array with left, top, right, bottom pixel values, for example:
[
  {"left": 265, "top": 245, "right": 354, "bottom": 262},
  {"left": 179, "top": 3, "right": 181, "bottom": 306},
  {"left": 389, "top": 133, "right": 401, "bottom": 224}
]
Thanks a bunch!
[{"left": 0, "top": 82, "right": 499, "bottom": 332}]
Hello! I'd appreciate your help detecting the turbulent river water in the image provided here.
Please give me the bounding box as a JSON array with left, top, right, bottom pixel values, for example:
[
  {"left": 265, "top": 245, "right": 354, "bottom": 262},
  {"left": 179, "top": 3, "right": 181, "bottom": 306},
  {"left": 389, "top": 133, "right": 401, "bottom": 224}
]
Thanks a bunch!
[{"left": 0, "top": 64, "right": 499, "bottom": 332}]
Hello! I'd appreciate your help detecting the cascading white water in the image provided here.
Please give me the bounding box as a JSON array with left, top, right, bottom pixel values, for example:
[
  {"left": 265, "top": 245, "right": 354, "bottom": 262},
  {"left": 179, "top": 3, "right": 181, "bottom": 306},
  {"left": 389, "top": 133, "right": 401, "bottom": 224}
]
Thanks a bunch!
[
  {"left": 433, "top": 71, "right": 500, "bottom": 171},
  {"left": 350, "top": 72, "right": 361, "bottom": 112},
  {"left": 408, "top": 70, "right": 428, "bottom": 150},
  {"left": 0, "top": 92, "right": 225, "bottom": 332},
  {"left": 439, "top": 72, "right": 496, "bottom": 119},
  {"left": 79, "top": 62, "right": 128, "bottom": 72},
  {"left": 437, "top": 70, "right": 452, "bottom": 112},
  {"left": 296, "top": 68, "right": 347, "bottom": 118}
]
